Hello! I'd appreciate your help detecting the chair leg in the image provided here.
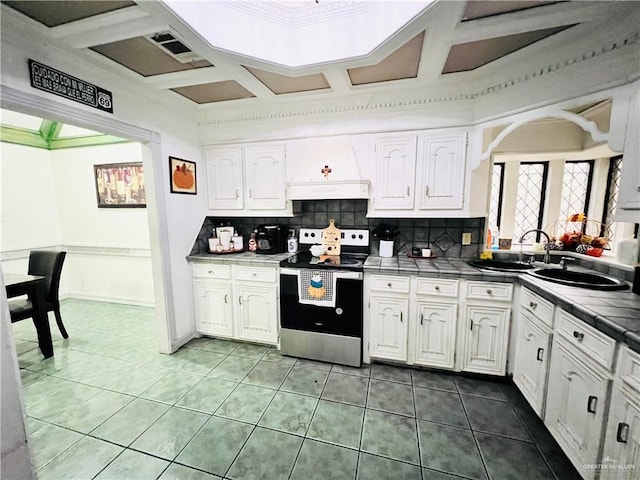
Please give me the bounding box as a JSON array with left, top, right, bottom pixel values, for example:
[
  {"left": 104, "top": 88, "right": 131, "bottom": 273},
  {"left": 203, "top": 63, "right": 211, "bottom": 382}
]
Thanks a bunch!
[{"left": 53, "top": 308, "right": 69, "bottom": 339}]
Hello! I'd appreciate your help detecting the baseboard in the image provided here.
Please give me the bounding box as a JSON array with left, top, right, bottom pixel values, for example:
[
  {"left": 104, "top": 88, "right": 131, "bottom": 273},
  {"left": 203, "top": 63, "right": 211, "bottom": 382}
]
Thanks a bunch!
[{"left": 66, "top": 293, "right": 154, "bottom": 308}]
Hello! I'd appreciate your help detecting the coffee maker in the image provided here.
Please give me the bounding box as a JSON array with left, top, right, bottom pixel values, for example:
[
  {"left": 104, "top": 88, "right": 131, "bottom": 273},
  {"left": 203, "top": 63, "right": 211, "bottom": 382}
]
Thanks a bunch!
[{"left": 254, "top": 224, "right": 287, "bottom": 254}]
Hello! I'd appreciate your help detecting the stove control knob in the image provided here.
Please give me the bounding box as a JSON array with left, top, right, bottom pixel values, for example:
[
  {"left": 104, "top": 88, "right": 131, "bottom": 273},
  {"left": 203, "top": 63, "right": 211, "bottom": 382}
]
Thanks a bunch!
[{"left": 335, "top": 308, "right": 344, "bottom": 315}]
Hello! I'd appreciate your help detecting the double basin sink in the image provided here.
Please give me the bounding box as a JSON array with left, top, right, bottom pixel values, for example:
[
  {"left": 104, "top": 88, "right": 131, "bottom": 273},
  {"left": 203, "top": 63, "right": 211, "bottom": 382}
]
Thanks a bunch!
[{"left": 468, "top": 259, "right": 629, "bottom": 291}]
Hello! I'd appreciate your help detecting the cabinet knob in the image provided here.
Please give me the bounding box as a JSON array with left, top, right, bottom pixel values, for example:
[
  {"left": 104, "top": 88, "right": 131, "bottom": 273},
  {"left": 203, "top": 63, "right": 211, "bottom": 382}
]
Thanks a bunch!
[
  {"left": 573, "top": 331, "right": 585, "bottom": 342},
  {"left": 420, "top": 313, "right": 424, "bottom": 325},
  {"left": 400, "top": 311, "right": 403, "bottom": 322},
  {"left": 536, "top": 347, "right": 544, "bottom": 361},
  {"left": 208, "top": 270, "right": 213, "bottom": 274},
  {"left": 434, "top": 285, "right": 440, "bottom": 291},
  {"left": 253, "top": 272, "right": 257, "bottom": 277},
  {"left": 529, "top": 301, "right": 537, "bottom": 309},
  {"left": 235, "top": 189, "right": 240, "bottom": 198},
  {"left": 587, "top": 395, "right": 598, "bottom": 414},
  {"left": 387, "top": 282, "right": 392, "bottom": 287},
  {"left": 486, "top": 289, "right": 492, "bottom": 295},
  {"left": 224, "top": 294, "right": 229, "bottom": 304}
]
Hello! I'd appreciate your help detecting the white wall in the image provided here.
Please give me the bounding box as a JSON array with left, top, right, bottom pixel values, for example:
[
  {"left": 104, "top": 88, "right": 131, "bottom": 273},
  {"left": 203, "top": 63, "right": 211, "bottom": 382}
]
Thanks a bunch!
[
  {"left": 0, "top": 143, "right": 60, "bottom": 251},
  {"left": 1, "top": 142, "right": 155, "bottom": 305}
]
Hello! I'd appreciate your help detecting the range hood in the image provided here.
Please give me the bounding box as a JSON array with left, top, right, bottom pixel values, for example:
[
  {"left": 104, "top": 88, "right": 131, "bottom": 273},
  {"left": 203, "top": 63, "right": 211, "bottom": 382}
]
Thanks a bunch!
[{"left": 287, "top": 136, "right": 369, "bottom": 200}]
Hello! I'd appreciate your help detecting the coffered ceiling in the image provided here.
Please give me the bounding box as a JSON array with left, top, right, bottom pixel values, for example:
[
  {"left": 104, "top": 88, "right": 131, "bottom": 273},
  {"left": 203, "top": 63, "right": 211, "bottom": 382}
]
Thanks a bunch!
[{"left": 2, "top": 1, "right": 638, "bottom": 113}]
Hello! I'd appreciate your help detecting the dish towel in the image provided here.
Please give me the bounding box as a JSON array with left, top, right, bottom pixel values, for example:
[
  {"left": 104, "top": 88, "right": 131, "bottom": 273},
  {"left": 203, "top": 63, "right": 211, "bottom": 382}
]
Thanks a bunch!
[{"left": 299, "top": 269, "right": 336, "bottom": 308}]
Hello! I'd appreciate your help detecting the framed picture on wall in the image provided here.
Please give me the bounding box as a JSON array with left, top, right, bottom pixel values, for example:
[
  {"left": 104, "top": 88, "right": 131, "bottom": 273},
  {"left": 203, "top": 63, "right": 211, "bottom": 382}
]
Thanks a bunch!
[
  {"left": 170, "top": 157, "right": 197, "bottom": 195},
  {"left": 93, "top": 162, "right": 146, "bottom": 208}
]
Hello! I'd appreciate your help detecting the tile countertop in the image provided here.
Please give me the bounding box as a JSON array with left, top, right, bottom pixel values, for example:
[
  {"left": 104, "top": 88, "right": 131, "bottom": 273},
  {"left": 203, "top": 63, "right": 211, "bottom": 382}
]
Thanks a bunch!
[
  {"left": 187, "top": 251, "right": 292, "bottom": 267},
  {"left": 187, "top": 252, "right": 640, "bottom": 353}
]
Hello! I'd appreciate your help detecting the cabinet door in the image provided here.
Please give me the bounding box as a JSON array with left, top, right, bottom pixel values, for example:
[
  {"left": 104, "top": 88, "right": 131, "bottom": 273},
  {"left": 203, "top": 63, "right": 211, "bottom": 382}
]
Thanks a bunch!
[
  {"left": 235, "top": 283, "right": 278, "bottom": 345},
  {"left": 372, "top": 136, "right": 417, "bottom": 209},
  {"left": 244, "top": 144, "right": 287, "bottom": 210},
  {"left": 414, "top": 300, "right": 457, "bottom": 369},
  {"left": 545, "top": 338, "right": 611, "bottom": 480},
  {"left": 460, "top": 304, "right": 510, "bottom": 375},
  {"left": 513, "top": 311, "right": 551, "bottom": 418},
  {"left": 205, "top": 147, "right": 244, "bottom": 210},
  {"left": 618, "top": 89, "right": 640, "bottom": 213},
  {"left": 193, "top": 279, "right": 234, "bottom": 337},
  {"left": 603, "top": 386, "right": 640, "bottom": 480},
  {"left": 419, "top": 134, "right": 466, "bottom": 210},
  {"left": 369, "top": 294, "right": 409, "bottom": 361}
]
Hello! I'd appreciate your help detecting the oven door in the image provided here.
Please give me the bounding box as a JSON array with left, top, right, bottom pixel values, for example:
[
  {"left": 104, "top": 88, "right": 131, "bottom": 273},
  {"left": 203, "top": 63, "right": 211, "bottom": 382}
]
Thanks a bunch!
[{"left": 279, "top": 268, "right": 362, "bottom": 337}]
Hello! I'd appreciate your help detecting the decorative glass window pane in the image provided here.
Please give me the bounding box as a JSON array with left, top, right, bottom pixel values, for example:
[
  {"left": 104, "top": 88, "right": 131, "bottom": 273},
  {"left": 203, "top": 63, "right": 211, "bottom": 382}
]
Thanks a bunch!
[
  {"left": 556, "top": 161, "right": 593, "bottom": 237},
  {"left": 513, "top": 162, "right": 547, "bottom": 243},
  {"left": 602, "top": 156, "right": 623, "bottom": 245},
  {"left": 488, "top": 162, "right": 504, "bottom": 230}
]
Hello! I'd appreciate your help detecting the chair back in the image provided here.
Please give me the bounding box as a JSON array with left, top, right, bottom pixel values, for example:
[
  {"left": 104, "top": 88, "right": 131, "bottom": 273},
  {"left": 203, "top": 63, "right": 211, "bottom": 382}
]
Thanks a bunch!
[{"left": 27, "top": 250, "right": 66, "bottom": 303}]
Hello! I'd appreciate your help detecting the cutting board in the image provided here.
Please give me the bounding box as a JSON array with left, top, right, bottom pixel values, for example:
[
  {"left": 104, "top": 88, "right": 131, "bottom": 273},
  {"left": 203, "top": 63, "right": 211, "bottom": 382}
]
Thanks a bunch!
[{"left": 322, "top": 219, "right": 341, "bottom": 255}]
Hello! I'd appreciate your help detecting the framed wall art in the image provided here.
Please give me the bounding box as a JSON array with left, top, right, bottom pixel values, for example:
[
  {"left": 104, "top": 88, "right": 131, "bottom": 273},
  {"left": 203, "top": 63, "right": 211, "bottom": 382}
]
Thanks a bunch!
[
  {"left": 94, "top": 162, "right": 146, "bottom": 208},
  {"left": 170, "top": 156, "right": 197, "bottom": 195}
]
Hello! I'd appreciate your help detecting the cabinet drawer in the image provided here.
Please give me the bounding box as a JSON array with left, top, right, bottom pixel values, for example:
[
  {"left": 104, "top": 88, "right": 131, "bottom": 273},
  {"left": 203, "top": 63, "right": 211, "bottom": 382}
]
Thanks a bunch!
[
  {"left": 234, "top": 266, "right": 277, "bottom": 283},
  {"left": 556, "top": 310, "right": 617, "bottom": 371},
  {"left": 616, "top": 346, "right": 640, "bottom": 393},
  {"left": 465, "top": 281, "right": 513, "bottom": 302},
  {"left": 369, "top": 275, "right": 410, "bottom": 294},
  {"left": 415, "top": 277, "right": 458, "bottom": 297},
  {"left": 192, "top": 263, "right": 231, "bottom": 279},
  {"left": 520, "top": 288, "right": 554, "bottom": 328}
]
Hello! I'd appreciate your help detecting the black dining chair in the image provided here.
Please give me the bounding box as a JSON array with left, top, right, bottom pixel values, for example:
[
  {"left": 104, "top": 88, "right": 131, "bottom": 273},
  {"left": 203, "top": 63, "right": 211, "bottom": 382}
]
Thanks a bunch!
[{"left": 9, "top": 250, "right": 68, "bottom": 339}]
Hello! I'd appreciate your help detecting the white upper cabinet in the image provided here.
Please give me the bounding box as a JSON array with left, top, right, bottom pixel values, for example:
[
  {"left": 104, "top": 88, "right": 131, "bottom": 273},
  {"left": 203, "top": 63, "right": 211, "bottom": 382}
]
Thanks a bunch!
[
  {"left": 418, "top": 133, "right": 466, "bottom": 210},
  {"left": 244, "top": 144, "right": 287, "bottom": 210},
  {"left": 617, "top": 88, "right": 640, "bottom": 217},
  {"left": 204, "top": 143, "right": 288, "bottom": 214},
  {"left": 372, "top": 135, "right": 417, "bottom": 210},
  {"left": 206, "top": 147, "right": 244, "bottom": 210}
]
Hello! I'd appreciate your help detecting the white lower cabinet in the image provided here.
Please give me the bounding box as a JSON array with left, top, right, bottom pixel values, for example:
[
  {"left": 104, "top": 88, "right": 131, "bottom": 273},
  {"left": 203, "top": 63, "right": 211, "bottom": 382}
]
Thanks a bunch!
[
  {"left": 513, "top": 310, "right": 552, "bottom": 417},
  {"left": 193, "top": 279, "right": 234, "bottom": 338},
  {"left": 191, "top": 263, "right": 279, "bottom": 346},
  {"left": 459, "top": 281, "right": 512, "bottom": 376},
  {"left": 459, "top": 304, "right": 511, "bottom": 375},
  {"left": 513, "top": 287, "right": 555, "bottom": 418},
  {"left": 369, "top": 294, "right": 409, "bottom": 362},
  {"left": 366, "top": 275, "right": 511, "bottom": 376},
  {"left": 602, "top": 347, "right": 640, "bottom": 480},
  {"left": 545, "top": 334, "right": 612, "bottom": 480},
  {"left": 235, "top": 283, "right": 278, "bottom": 344},
  {"left": 414, "top": 300, "right": 457, "bottom": 369}
]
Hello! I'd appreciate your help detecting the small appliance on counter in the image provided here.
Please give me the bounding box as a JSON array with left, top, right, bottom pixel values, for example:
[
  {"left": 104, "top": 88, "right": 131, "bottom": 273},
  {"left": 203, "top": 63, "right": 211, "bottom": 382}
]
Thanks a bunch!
[
  {"left": 287, "top": 229, "right": 299, "bottom": 254},
  {"left": 254, "top": 224, "right": 287, "bottom": 254},
  {"left": 373, "top": 223, "right": 399, "bottom": 258}
]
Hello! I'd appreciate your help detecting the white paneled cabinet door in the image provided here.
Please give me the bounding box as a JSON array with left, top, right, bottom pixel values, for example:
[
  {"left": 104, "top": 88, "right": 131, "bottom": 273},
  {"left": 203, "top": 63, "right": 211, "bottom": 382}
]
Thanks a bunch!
[
  {"left": 419, "top": 134, "right": 466, "bottom": 210},
  {"left": 414, "top": 301, "right": 457, "bottom": 369},
  {"left": 369, "top": 295, "right": 409, "bottom": 361},
  {"left": 205, "top": 147, "right": 244, "bottom": 210},
  {"left": 545, "top": 338, "right": 611, "bottom": 480},
  {"left": 460, "top": 304, "right": 510, "bottom": 375},
  {"left": 603, "top": 386, "right": 640, "bottom": 480},
  {"left": 235, "top": 283, "right": 278, "bottom": 345},
  {"left": 244, "top": 144, "right": 286, "bottom": 210},
  {"left": 512, "top": 311, "right": 551, "bottom": 418},
  {"left": 193, "top": 280, "right": 234, "bottom": 337},
  {"left": 373, "top": 136, "right": 417, "bottom": 209}
]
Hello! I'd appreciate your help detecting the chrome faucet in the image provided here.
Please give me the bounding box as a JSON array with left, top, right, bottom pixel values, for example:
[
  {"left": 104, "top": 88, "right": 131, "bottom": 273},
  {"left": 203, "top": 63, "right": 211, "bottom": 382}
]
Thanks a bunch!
[
  {"left": 519, "top": 229, "right": 551, "bottom": 264},
  {"left": 559, "top": 256, "right": 576, "bottom": 270}
]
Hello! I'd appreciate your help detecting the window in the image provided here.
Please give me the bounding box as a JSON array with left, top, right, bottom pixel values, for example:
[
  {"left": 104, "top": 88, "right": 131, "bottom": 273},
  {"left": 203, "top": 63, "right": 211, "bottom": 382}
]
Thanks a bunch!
[
  {"left": 513, "top": 162, "right": 548, "bottom": 242},
  {"left": 555, "top": 160, "right": 594, "bottom": 237},
  {"left": 601, "top": 155, "right": 622, "bottom": 243},
  {"left": 489, "top": 155, "right": 632, "bottom": 254}
]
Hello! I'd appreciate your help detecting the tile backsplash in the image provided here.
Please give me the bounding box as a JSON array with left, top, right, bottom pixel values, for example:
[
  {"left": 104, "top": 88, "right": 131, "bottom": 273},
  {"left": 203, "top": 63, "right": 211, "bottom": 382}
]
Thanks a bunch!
[{"left": 190, "top": 199, "right": 485, "bottom": 259}]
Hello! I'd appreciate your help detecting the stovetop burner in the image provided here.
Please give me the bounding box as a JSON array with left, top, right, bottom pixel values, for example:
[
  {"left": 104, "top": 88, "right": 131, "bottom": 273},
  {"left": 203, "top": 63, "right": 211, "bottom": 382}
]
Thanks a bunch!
[{"left": 280, "top": 252, "right": 367, "bottom": 271}]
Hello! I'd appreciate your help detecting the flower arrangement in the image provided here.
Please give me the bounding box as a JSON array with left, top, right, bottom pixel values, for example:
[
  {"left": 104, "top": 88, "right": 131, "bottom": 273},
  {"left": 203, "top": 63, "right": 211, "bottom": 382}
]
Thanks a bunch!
[{"left": 547, "top": 214, "right": 609, "bottom": 257}]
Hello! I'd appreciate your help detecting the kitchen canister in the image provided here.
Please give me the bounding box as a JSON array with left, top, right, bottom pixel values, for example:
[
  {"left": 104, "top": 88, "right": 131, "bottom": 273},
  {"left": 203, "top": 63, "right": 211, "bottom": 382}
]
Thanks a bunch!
[
  {"left": 379, "top": 240, "right": 394, "bottom": 258},
  {"left": 616, "top": 237, "right": 637, "bottom": 266}
]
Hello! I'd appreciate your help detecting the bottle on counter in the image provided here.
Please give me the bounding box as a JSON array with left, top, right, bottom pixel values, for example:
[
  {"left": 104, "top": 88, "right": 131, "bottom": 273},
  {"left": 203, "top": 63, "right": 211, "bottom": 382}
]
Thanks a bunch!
[{"left": 248, "top": 232, "right": 257, "bottom": 252}]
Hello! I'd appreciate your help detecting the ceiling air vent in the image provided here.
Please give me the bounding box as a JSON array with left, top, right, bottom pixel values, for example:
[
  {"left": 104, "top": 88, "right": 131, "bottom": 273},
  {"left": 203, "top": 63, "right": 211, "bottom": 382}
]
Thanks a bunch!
[{"left": 147, "top": 32, "right": 203, "bottom": 63}]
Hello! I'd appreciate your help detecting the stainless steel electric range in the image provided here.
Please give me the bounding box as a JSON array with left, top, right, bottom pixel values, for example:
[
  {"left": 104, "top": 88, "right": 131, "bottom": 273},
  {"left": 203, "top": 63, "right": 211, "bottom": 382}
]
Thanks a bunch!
[{"left": 279, "top": 228, "right": 369, "bottom": 367}]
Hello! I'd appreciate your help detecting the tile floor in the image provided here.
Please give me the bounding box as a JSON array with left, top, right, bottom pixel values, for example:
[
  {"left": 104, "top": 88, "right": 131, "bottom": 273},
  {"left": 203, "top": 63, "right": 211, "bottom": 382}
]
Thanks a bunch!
[{"left": 12, "top": 299, "right": 581, "bottom": 480}]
